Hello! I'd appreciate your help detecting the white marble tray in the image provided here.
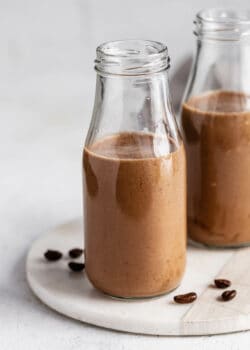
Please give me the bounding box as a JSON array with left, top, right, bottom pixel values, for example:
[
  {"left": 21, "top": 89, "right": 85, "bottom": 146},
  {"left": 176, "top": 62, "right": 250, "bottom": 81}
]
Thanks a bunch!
[{"left": 26, "top": 219, "right": 250, "bottom": 336}]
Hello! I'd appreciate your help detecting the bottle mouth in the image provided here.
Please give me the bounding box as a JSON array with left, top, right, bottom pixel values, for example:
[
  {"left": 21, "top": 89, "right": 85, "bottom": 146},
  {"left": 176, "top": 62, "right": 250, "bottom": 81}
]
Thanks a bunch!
[
  {"left": 194, "top": 8, "right": 250, "bottom": 41},
  {"left": 95, "top": 40, "right": 170, "bottom": 76}
]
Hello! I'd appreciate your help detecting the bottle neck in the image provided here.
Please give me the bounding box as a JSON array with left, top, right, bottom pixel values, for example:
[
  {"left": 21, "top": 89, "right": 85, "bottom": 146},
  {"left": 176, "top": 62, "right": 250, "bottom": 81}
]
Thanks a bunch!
[
  {"left": 184, "top": 8, "right": 250, "bottom": 98},
  {"left": 185, "top": 38, "right": 250, "bottom": 98},
  {"left": 194, "top": 8, "right": 250, "bottom": 42},
  {"left": 86, "top": 70, "right": 181, "bottom": 150},
  {"left": 95, "top": 40, "right": 170, "bottom": 76}
]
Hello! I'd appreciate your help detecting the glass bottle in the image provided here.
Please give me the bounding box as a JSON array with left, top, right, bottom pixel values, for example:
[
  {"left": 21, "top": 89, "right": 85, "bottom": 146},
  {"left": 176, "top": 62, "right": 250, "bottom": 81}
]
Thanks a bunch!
[
  {"left": 181, "top": 9, "right": 250, "bottom": 248},
  {"left": 83, "top": 40, "right": 186, "bottom": 298}
]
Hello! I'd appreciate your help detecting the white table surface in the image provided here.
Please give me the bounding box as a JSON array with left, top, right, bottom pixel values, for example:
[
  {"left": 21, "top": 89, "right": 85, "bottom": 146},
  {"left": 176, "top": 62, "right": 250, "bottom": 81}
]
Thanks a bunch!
[{"left": 1, "top": 0, "right": 250, "bottom": 348}]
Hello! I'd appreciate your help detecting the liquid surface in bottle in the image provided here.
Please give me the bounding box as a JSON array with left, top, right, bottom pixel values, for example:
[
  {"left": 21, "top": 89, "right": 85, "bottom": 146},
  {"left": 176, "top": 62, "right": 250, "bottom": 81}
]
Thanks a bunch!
[
  {"left": 83, "top": 132, "right": 186, "bottom": 298},
  {"left": 182, "top": 90, "right": 250, "bottom": 246}
]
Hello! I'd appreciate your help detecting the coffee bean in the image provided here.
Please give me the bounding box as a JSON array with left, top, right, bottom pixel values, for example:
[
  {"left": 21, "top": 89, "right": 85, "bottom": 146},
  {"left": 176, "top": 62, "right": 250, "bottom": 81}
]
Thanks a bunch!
[
  {"left": 68, "top": 262, "right": 85, "bottom": 272},
  {"left": 214, "top": 279, "right": 231, "bottom": 289},
  {"left": 69, "top": 248, "right": 83, "bottom": 259},
  {"left": 221, "top": 290, "right": 237, "bottom": 301},
  {"left": 44, "top": 250, "right": 62, "bottom": 261},
  {"left": 174, "top": 292, "right": 197, "bottom": 304}
]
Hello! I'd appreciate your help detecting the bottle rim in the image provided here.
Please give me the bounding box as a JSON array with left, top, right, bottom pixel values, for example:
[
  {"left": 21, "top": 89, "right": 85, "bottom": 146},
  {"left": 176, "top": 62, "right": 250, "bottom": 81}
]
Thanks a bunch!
[
  {"left": 194, "top": 8, "right": 250, "bottom": 41},
  {"left": 95, "top": 39, "right": 170, "bottom": 76}
]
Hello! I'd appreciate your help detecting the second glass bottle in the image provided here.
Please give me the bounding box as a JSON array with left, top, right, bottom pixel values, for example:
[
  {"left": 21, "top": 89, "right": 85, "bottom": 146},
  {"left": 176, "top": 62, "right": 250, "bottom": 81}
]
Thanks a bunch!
[{"left": 181, "top": 9, "right": 250, "bottom": 247}]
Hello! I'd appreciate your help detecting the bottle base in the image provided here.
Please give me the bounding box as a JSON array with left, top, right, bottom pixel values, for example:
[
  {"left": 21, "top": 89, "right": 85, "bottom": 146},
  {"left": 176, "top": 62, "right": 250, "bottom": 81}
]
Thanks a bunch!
[
  {"left": 102, "top": 284, "right": 180, "bottom": 301},
  {"left": 188, "top": 237, "right": 250, "bottom": 249},
  {"left": 86, "top": 272, "right": 181, "bottom": 300}
]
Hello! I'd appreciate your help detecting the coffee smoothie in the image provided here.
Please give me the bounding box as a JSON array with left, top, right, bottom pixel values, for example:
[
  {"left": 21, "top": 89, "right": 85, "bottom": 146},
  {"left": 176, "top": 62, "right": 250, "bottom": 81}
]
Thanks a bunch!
[
  {"left": 83, "top": 132, "right": 186, "bottom": 298},
  {"left": 182, "top": 90, "right": 250, "bottom": 247}
]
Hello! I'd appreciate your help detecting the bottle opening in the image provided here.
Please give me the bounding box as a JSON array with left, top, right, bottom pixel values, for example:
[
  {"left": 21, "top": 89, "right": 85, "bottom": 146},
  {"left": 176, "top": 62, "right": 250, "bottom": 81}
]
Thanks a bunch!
[
  {"left": 194, "top": 8, "right": 250, "bottom": 41},
  {"left": 95, "top": 40, "right": 170, "bottom": 76}
]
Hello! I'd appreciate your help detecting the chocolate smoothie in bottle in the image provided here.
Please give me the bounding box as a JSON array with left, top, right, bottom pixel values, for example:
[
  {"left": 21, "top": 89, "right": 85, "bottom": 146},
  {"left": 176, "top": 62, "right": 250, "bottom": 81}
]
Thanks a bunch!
[
  {"left": 83, "top": 40, "right": 186, "bottom": 298},
  {"left": 181, "top": 9, "right": 250, "bottom": 247},
  {"left": 182, "top": 91, "right": 250, "bottom": 246}
]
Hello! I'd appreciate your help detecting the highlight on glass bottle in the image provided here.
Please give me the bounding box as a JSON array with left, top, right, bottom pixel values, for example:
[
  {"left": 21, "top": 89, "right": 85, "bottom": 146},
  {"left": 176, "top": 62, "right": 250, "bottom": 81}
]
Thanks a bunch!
[
  {"left": 83, "top": 40, "right": 186, "bottom": 298},
  {"left": 181, "top": 8, "right": 250, "bottom": 248}
]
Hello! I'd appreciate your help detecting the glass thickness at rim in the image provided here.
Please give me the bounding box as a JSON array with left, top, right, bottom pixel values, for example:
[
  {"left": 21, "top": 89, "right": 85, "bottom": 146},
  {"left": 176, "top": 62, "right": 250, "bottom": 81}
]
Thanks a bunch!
[
  {"left": 194, "top": 8, "right": 250, "bottom": 41},
  {"left": 94, "top": 39, "right": 170, "bottom": 76}
]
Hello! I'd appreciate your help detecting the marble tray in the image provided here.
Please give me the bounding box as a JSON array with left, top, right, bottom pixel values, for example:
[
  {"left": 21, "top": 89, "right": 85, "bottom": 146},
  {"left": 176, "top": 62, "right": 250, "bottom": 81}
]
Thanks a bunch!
[{"left": 26, "top": 219, "right": 250, "bottom": 335}]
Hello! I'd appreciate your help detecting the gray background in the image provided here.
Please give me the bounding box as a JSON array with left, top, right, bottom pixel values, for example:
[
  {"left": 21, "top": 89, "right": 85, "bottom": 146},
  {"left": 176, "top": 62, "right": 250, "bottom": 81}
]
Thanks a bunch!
[{"left": 1, "top": 0, "right": 250, "bottom": 349}]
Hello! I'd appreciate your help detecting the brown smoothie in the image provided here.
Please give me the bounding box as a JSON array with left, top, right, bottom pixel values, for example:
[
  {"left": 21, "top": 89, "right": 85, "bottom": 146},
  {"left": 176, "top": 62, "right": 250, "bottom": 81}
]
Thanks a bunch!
[
  {"left": 83, "top": 132, "right": 186, "bottom": 298},
  {"left": 182, "top": 90, "right": 250, "bottom": 247}
]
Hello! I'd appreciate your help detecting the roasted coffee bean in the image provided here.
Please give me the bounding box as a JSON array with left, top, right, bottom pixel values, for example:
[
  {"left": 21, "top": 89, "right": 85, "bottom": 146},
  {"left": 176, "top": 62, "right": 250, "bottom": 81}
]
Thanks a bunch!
[
  {"left": 68, "top": 262, "right": 85, "bottom": 272},
  {"left": 214, "top": 279, "right": 231, "bottom": 289},
  {"left": 44, "top": 250, "right": 62, "bottom": 261},
  {"left": 173, "top": 292, "right": 197, "bottom": 304},
  {"left": 221, "top": 290, "right": 237, "bottom": 301},
  {"left": 69, "top": 248, "right": 83, "bottom": 259}
]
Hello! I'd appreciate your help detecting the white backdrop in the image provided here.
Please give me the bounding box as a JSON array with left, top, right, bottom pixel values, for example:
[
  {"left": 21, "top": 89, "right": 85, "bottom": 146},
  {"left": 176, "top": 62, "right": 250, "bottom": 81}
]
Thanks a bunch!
[{"left": 1, "top": 0, "right": 250, "bottom": 349}]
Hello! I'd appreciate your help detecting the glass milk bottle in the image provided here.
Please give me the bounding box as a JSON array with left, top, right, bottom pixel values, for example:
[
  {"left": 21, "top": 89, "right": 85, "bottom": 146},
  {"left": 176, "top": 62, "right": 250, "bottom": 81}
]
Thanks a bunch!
[
  {"left": 83, "top": 40, "right": 186, "bottom": 298},
  {"left": 181, "top": 9, "right": 250, "bottom": 247}
]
